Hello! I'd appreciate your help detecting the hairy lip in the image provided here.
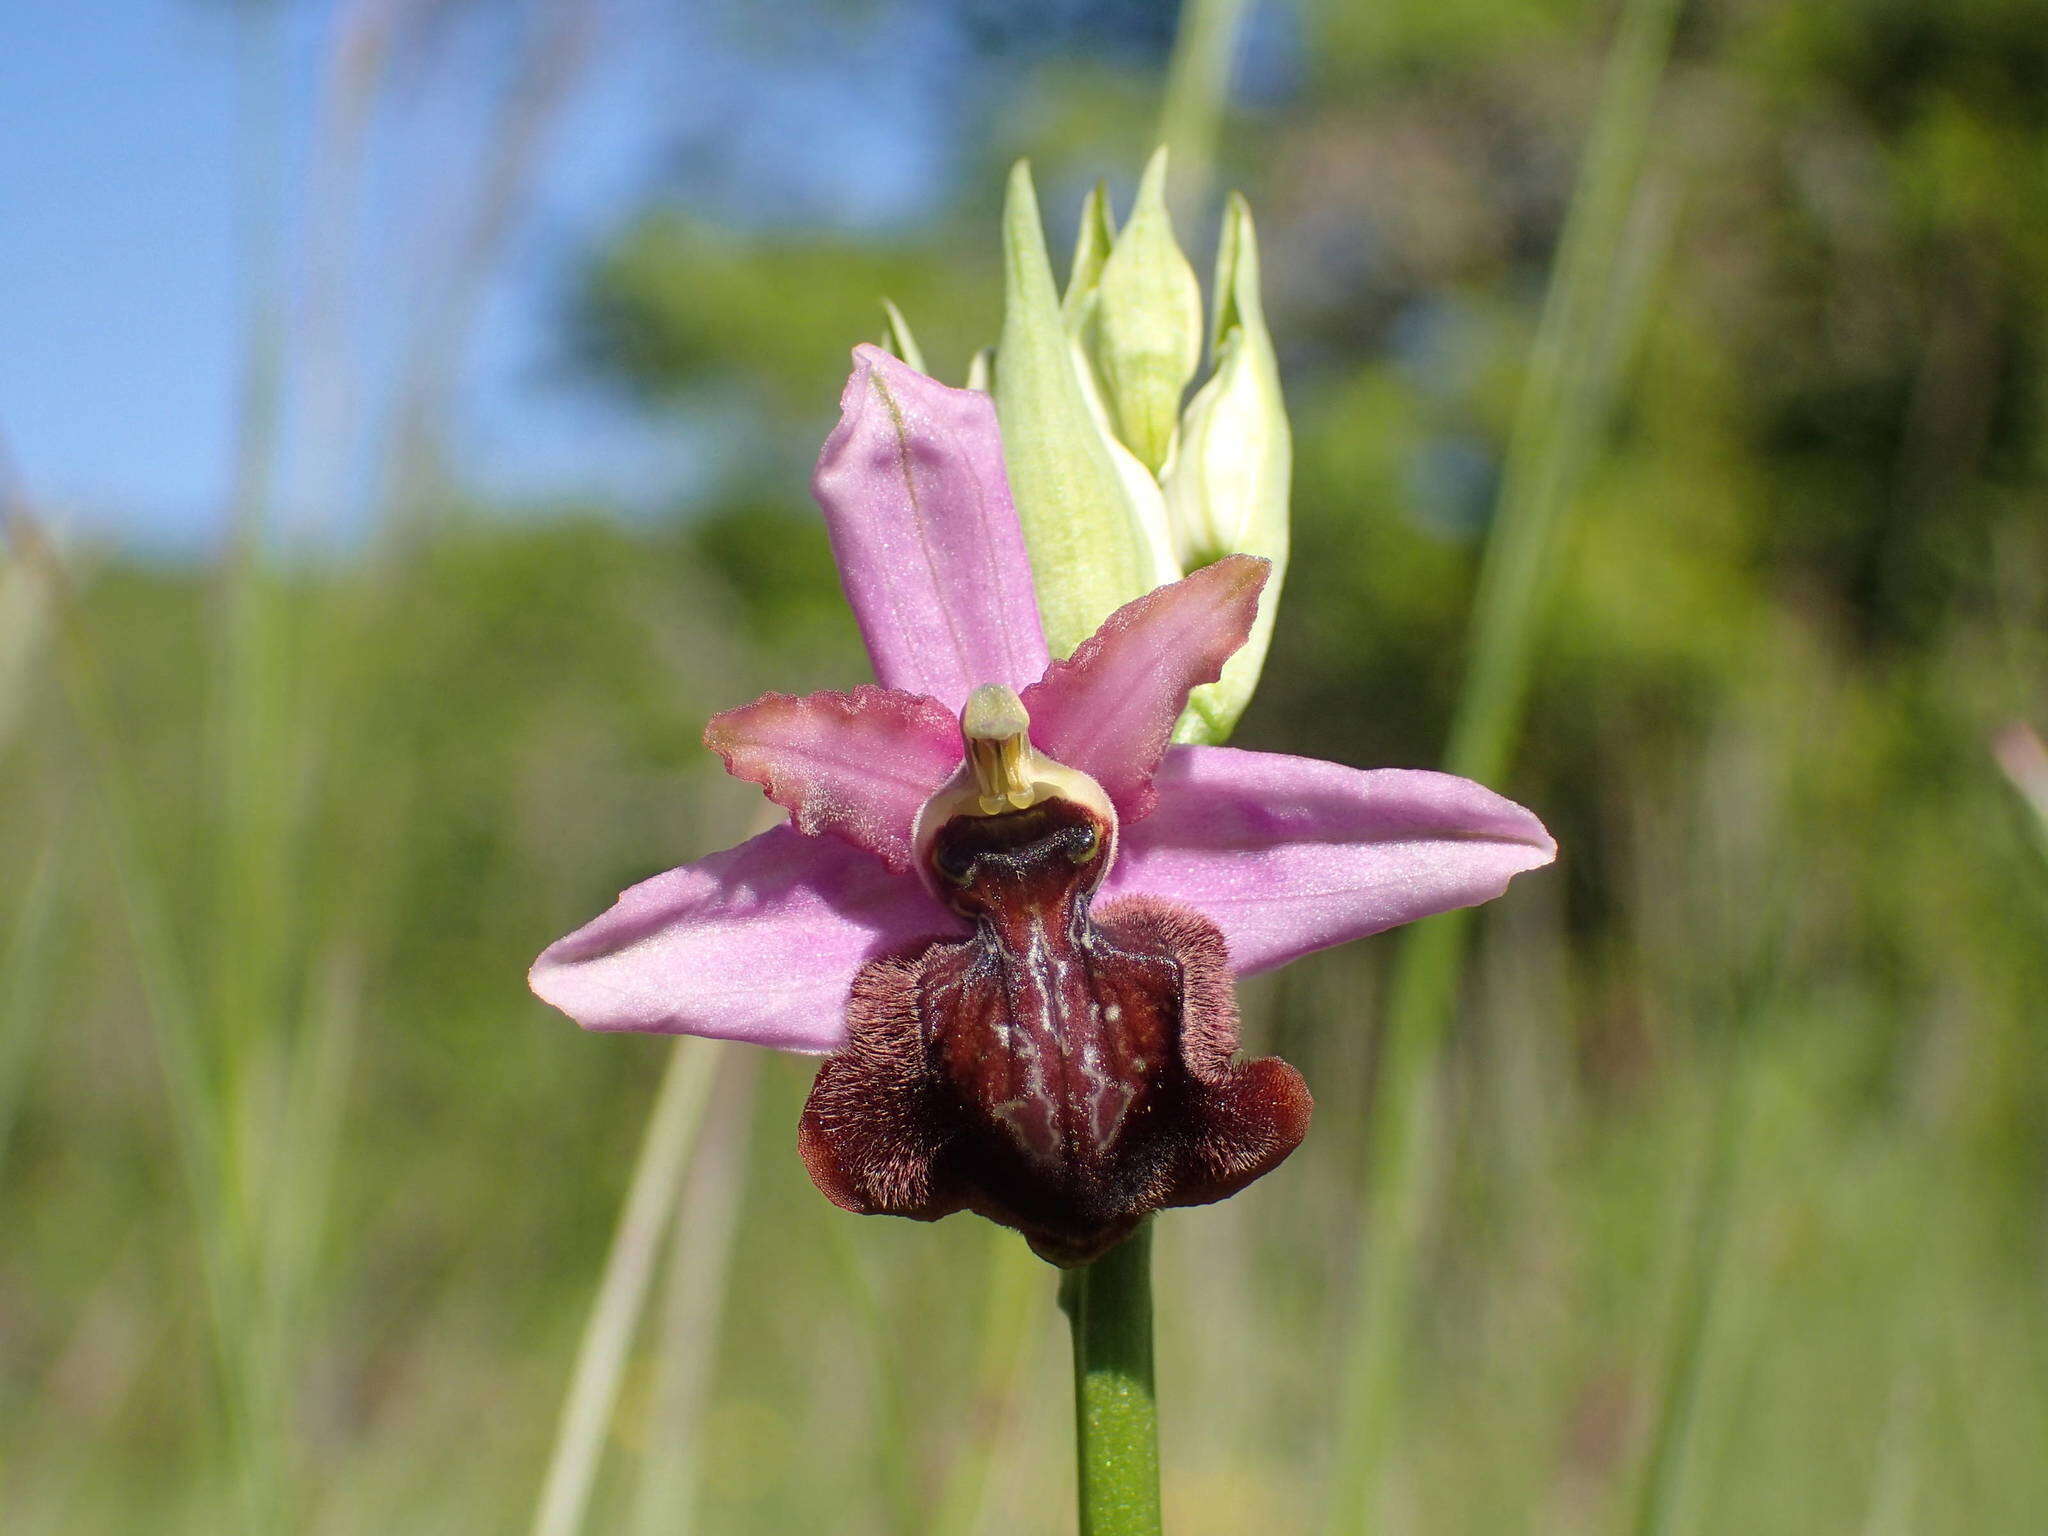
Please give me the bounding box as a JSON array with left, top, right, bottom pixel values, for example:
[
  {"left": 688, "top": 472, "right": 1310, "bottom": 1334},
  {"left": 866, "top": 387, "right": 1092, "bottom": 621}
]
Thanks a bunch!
[{"left": 798, "top": 805, "right": 1312, "bottom": 1268}]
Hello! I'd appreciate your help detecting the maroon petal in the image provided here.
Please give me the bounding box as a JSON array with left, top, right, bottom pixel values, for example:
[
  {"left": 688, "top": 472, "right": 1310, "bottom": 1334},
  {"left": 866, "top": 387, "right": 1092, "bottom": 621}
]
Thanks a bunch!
[{"left": 1020, "top": 555, "right": 1268, "bottom": 822}]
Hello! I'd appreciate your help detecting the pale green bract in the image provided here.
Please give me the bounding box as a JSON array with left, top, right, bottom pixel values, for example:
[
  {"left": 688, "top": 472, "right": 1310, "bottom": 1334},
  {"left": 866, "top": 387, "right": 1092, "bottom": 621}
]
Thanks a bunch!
[
  {"left": 993, "top": 162, "right": 1152, "bottom": 661},
  {"left": 1163, "top": 194, "right": 1289, "bottom": 744},
  {"left": 1058, "top": 175, "right": 1180, "bottom": 592}
]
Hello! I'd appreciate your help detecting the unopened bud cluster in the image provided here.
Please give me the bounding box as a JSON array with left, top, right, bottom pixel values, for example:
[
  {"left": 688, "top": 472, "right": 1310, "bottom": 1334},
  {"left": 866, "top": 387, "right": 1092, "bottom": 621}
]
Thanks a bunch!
[{"left": 882, "top": 149, "right": 1291, "bottom": 746}]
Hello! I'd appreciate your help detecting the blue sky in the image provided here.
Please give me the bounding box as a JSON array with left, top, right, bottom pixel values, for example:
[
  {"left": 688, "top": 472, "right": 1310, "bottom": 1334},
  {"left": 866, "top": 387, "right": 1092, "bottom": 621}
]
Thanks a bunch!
[
  {"left": 0, "top": 0, "right": 962, "bottom": 554},
  {"left": 0, "top": 1, "right": 1299, "bottom": 556},
  {"left": 3, "top": 6, "right": 248, "bottom": 548}
]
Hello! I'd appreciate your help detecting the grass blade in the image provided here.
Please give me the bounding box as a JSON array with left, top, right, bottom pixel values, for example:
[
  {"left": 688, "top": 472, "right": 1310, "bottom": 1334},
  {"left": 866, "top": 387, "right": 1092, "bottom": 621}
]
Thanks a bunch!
[
  {"left": 0, "top": 832, "right": 64, "bottom": 1183},
  {"left": 1323, "top": 1, "right": 1684, "bottom": 1528},
  {"left": 629, "top": 1048, "right": 757, "bottom": 1536},
  {"left": 532, "top": 1036, "right": 720, "bottom": 1536}
]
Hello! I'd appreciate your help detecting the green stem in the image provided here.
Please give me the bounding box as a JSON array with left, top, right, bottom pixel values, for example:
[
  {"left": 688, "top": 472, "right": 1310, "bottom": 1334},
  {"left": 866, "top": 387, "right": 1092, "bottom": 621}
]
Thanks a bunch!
[{"left": 1061, "top": 1225, "right": 1162, "bottom": 1536}]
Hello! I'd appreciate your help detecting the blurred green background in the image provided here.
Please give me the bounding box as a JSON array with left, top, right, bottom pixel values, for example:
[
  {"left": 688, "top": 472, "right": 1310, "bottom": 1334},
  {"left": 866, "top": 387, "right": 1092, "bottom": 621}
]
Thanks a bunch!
[{"left": 4, "top": 0, "right": 2048, "bottom": 1531}]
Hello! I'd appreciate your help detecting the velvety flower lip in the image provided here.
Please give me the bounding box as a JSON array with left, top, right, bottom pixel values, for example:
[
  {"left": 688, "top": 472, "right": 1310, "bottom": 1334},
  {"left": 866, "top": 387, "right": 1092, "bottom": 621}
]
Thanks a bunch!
[{"left": 530, "top": 348, "right": 1556, "bottom": 1055}]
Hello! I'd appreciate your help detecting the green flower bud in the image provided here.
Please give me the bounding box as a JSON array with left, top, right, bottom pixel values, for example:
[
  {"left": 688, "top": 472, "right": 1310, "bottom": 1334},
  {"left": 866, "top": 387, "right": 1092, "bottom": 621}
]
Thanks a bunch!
[
  {"left": 1053, "top": 177, "right": 1179, "bottom": 587},
  {"left": 994, "top": 161, "right": 1152, "bottom": 658},
  {"left": 1061, "top": 181, "right": 1116, "bottom": 333},
  {"left": 1070, "top": 330, "right": 1183, "bottom": 590},
  {"left": 1085, "top": 147, "right": 1204, "bottom": 476},
  {"left": 1164, "top": 195, "right": 1291, "bottom": 745}
]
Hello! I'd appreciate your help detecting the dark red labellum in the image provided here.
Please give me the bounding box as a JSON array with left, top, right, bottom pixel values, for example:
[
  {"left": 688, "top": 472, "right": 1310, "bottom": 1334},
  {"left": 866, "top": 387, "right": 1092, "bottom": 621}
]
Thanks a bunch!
[{"left": 798, "top": 797, "right": 1311, "bottom": 1266}]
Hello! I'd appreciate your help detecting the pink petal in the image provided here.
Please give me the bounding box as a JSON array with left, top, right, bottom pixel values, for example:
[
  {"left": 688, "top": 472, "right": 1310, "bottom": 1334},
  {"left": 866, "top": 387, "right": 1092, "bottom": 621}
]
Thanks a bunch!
[
  {"left": 1103, "top": 746, "right": 1555, "bottom": 974},
  {"left": 705, "top": 686, "right": 961, "bottom": 872},
  {"left": 530, "top": 826, "right": 965, "bottom": 1053},
  {"left": 813, "top": 344, "right": 1050, "bottom": 712},
  {"left": 1021, "top": 556, "right": 1267, "bottom": 820}
]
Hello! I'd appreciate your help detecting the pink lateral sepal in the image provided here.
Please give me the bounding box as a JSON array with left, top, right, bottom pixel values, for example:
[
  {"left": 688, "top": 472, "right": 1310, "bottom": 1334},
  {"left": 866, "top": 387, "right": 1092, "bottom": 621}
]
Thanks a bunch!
[
  {"left": 1106, "top": 745, "right": 1557, "bottom": 974},
  {"left": 529, "top": 825, "right": 963, "bottom": 1053}
]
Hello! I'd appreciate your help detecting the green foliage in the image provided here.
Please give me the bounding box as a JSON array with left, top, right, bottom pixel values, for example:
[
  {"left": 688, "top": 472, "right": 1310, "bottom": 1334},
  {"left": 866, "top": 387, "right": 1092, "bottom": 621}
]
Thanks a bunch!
[{"left": 584, "top": 216, "right": 1000, "bottom": 411}]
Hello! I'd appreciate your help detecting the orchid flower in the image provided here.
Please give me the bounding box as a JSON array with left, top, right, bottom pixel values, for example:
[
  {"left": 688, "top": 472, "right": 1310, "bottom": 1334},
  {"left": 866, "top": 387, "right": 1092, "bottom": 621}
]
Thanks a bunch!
[{"left": 531, "top": 345, "right": 1554, "bottom": 1265}]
